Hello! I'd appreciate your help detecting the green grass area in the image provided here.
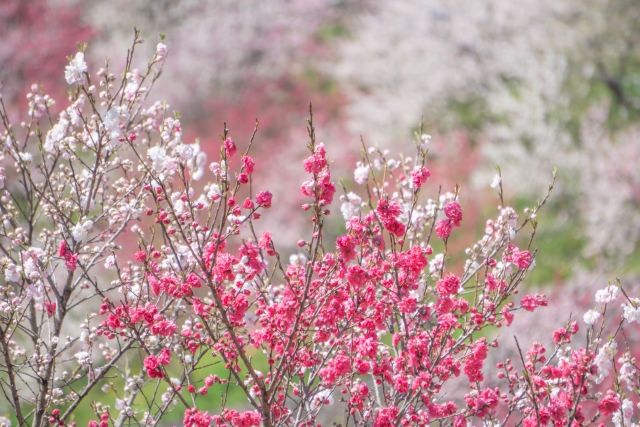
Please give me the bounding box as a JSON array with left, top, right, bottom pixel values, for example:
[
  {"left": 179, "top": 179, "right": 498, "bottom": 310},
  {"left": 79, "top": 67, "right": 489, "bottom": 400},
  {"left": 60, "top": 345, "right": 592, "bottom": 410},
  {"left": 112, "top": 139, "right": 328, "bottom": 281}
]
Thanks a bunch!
[{"left": 0, "top": 346, "right": 272, "bottom": 427}]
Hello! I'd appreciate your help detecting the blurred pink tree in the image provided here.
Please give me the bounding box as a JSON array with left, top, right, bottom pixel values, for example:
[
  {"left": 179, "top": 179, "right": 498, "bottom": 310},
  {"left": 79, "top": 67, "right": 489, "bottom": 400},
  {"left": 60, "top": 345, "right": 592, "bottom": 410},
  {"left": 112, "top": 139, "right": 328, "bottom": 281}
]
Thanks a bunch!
[{"left": 0, "top": 0, "right": 93, "bottom": 112}]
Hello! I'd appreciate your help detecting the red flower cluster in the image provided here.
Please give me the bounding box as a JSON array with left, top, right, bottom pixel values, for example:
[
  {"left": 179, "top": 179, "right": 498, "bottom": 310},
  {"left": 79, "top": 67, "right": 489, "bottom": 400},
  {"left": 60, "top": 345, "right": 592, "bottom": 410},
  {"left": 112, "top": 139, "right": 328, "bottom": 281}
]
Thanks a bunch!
[
  {"left": 143, "top": 348, "right": 170, "bottom": 378},
  {"left": 58, "top": 240, "right": 78, "bottom": 271}
]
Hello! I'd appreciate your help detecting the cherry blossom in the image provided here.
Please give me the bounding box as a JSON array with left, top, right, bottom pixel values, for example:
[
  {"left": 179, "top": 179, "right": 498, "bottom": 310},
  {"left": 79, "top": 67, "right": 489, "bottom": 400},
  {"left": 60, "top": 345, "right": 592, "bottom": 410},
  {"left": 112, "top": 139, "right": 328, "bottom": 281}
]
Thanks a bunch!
[{"left": 64, "top": 52, "right": 88, "bottom": 85}]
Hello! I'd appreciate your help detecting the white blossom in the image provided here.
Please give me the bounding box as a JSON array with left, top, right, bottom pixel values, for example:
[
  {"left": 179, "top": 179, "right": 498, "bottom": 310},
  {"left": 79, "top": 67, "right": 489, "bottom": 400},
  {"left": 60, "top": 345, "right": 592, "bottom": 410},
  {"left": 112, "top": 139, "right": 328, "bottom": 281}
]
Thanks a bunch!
[
  {"left": 175, "top": 144, "right": 194, "bottom": 160},
  {"left": 104, "top": 106, "right": 129, "bottom": 146},
  {"left": 354, "top": 163, "right": 370, "bottom": 185},
  {"left": 124, "top": 69, "right": 142, "bottom": 100},
  {"left": 44, "top": 118, "right": 70, "bottom": 153},
  {"left": 490, "top": 174, "right": 502, "bottom": 189},
  {"left": 310, "top": 388, "right": 334, "bottom": 411},
  {"left": 622, "top": 299, "right": 640, "bottom": 323},
  {"left": 72, "top": 220, "right": 93, "bottom": 242},
  {"left": 340, "top": 192, "right": 362, "bottom": 220},
  {"left": 120, "top": 200, "right": 141, "bottom": 220},
  {"left": 172, "top": 199, "right": 185, "bottom": 216},
  {"left": 187, "top": 142, "right": 207, "bottom": 180},
  {"left": 65, "top": 52, "right": 88, "bottom": 85},
  {"left": 148, "top": 146, "right": 167, "bottom": 171},
  {"left": 612, "top": 399, "right": 635, "bottom": 427},
  {"left": 619, "top": 356, "right": 636, "bottom": 391},
  {"left": 23, "top": 257, "right": 39, "bottom": 279},
  {"left": 74, "top": 351, "right": 90, "bottom": 368},
  {"left": 429, "top": 253, "right": 444, "bottom": 276},
  {"left": 115, "top": 398, "right": 126, "bottom": 411},
  {"left": 104, "top": 255, "right": 117, "bottom": 270},
  {"left": 4, "top": 262, "right": 21, "bottom": 282},
  {"left": 81, "top": 194, "right": 96, "bottom": 212},
  {"left": 209, "top": 161, "right": 227, "bottom": 178},
  {"left": 207, "top": 184, "right": 222, "bottom": 201},
  {"left": 595, "top": 285, "right": 619, "bottom": 304},
  {"left": 126, "top": 284, "right": 141, "bottom": 301},
  {"left": 493, "top": 261, "right": 513, "bottom": 277},
  {"left": 289, "top": 253, "right": 307, "bottom": 266},
  {"left": 18, "top": 152, "right": 33, "bottom": 163},
  {"left": 583, "top": 309, "right": 601, "bottom": 325},
  {"left": 592, "top": 341, "right": 617, "bottom": 384}
]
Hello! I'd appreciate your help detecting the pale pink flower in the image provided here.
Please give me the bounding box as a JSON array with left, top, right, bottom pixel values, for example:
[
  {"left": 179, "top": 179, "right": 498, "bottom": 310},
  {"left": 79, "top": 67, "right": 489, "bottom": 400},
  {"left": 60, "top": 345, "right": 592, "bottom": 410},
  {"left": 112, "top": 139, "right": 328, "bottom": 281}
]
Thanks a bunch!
[{"left": 65, "top": 52, "right": 88, "bottom": 85}]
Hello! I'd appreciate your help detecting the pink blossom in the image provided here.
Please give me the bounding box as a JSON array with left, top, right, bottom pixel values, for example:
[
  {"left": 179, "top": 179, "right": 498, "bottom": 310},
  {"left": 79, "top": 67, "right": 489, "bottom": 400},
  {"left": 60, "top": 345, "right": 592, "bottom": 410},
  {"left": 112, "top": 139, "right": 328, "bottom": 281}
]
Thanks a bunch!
[
  {"left": 411, "top": 167, "right": 430, "bottom": 188},
  {"left": 436, "top": 274, "right": 460, "bottom": 297},
  {"left": 598, "top": 390, "right": 621, "bottom": 416},
  {"left": 242, "top": 155, "right": 255, "bottom": 174},
  {"left": 374, "top": 406, "right": 399, "bottom": 427},
  {"left": 303, "top": 150, "right": 327, "bottom": 174},
  {"left": 255, "top": 190, "right": 273, "bottom": 208},
  {"left": 156, "top": 348, "right": 171, "bottom": 365},
  {"left": 444, "top": 200, "right": 463, "bottom": 225},
  {"left": 512, "top": 250, "right": 532, "bottom": 269},
  {"left": 224, "top": 137, "right": 237, "bottom": 158},
  {"left": 144, "top": 356, "right": 163, "bottom": 378},
  {"left": 521, "top": 293, "right": 548, "bottom": 312},
  {"left": 552, "top": 327, "right": 571, "bottom": 344},
  {"left": 336, "top": 234, "right": 357, "bottom": 262},
  {"left": 58, "top": 240, "right": 78, "bottom": 271},
  {"left": 155, "top": 43, "right": 167, "bottom": 61},
  {"left": 435, "top": 219, "right": 453, "bottom": 238},
  {"left": 183, "top": 408, "right": 212, "bottom": 427}
]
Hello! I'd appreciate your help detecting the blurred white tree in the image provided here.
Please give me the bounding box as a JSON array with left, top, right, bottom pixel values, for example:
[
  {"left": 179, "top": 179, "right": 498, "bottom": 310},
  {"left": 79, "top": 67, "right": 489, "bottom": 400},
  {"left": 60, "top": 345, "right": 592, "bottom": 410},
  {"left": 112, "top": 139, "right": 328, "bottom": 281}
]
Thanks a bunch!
[{"left": 330, "top": 0, "right": 640, "bottom": 264}]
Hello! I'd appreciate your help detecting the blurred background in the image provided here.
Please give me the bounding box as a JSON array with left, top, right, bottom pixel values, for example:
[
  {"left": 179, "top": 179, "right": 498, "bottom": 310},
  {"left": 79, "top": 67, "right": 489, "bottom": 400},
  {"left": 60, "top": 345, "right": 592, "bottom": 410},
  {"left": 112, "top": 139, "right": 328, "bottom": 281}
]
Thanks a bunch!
[{"left": 2, "top": 0, "right": 640, "bottom": 422}]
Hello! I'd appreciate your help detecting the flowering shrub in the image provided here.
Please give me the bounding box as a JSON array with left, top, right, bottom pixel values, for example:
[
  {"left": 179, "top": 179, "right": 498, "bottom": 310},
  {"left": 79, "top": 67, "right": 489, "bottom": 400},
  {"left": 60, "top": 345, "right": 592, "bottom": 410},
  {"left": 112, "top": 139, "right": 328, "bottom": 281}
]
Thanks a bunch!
[{"left": 0, "top": 33, "right": 639, "bottom": 427}]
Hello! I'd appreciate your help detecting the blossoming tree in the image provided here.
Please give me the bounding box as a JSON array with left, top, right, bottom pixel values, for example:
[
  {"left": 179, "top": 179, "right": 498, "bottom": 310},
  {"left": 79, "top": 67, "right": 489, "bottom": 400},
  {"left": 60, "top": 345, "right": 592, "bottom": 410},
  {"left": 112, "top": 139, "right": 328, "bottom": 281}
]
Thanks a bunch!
[{"left": 0, "top": 32, "right": 639, "bottom": 427}]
